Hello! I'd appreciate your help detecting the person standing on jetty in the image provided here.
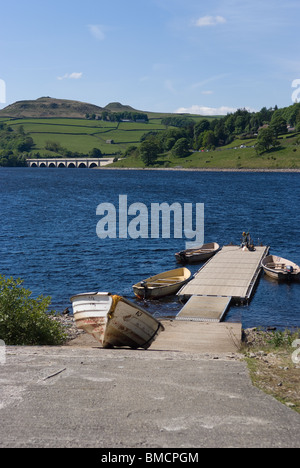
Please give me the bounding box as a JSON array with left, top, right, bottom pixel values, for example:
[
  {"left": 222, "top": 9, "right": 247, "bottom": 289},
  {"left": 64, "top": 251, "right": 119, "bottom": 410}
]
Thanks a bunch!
[{"left": 241, "top": 231, "right": 250, "bottom": 249}]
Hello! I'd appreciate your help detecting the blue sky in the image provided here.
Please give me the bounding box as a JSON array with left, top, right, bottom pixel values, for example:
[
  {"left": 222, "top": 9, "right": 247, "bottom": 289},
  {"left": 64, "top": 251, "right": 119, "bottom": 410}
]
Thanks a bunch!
[{"left": 1, "top": 0, "right": 300, "bottom": 114}]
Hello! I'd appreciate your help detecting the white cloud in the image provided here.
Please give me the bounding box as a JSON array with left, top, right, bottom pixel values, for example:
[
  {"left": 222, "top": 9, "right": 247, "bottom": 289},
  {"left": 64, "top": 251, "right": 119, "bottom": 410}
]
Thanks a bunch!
[
  {"left": 190, "top": 74, "right": 230, "bottom": 90},
  {"left": 175, "top": 105, "right": 237, "bottom": 116},
  {"left": 57, "top": 72, "right": 83, "bottom": 81},
  {"left": 69, "top": 72, "right": 83, "bottom": 80},
  {"left": 88, "top": 24, "right": 106, "bottom": 40},
  {"left": 195, "top": 16, "right": 227, "bottom": 27},
  {"left": 175, "top": 104, "right": 257, "bottom": 115}
]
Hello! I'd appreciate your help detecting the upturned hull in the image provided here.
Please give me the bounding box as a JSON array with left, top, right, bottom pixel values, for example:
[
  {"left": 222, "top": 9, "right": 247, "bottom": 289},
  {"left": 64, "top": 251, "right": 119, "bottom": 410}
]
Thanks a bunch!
[{"left": 70, "top": 292, "right": 164, "bottom": 349}]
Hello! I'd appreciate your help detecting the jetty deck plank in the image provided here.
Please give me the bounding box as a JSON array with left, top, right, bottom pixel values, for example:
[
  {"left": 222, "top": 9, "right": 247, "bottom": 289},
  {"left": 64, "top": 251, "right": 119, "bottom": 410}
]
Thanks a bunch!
[
  {"left": 178, "top": 245, "right": 269, "bottom": 301},
  {"left": 176, "top": 295, "right": 231, "bottom": 322}
]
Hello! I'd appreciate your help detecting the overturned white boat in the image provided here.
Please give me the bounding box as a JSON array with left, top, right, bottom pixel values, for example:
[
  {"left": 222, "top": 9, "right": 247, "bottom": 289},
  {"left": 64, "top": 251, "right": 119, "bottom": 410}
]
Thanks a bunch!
[{"left": 70, "top": 292, "right": 164, "bottom": 349}]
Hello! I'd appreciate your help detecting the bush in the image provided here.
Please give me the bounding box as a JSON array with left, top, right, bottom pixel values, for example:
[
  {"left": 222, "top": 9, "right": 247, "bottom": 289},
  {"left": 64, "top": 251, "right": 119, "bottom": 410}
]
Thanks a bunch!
[
  {"left": 0, "top": 275, "right": 67, "bottom": 345},
  {"left": 140, "top": 139, "right": 160, "bottom": 166},
  {"left": 171, "top": 138, "right": 190, "bottom": 158},
  {"left": 45, "top": 140, "right": 64, "bottom": 153}
]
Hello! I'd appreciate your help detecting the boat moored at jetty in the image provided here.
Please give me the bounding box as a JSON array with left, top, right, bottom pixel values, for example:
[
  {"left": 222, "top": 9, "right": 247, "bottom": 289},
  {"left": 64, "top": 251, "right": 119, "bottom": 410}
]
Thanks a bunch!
[
  {"left": 175, "top": 243, "right": 220, "bottom": 264},
  {"left": 261, "top": 255, "right": 300, "bottom": 281},
  {"left": 133, "top": 268, "right": 191, "bottom": 299}
]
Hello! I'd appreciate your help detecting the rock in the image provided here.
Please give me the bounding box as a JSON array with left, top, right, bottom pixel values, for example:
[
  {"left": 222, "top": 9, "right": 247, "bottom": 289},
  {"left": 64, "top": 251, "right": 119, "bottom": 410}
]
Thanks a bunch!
[
  {"left": 51, "top": 314, "right": 83, "bottom": 342},
  {"left": 286, "top": 402, "right": 296, "bottom": 408}
]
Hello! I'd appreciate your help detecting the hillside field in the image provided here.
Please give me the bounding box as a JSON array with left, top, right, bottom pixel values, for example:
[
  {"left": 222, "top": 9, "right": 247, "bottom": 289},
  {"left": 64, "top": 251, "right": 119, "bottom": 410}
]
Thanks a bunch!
[
  {"left": 0, "top": 114, "right": 212, "bottom": 157},
  {"left": 0, "top": 111, "right": 299, "bottom": 169},
  {"left": 112, "top": 132, "right": 300, "bottom": 170}
]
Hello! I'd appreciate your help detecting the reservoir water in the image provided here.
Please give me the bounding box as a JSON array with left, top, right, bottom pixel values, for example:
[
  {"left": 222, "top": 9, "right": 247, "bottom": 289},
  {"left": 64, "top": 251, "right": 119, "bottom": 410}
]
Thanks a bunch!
[{"left": 0, "top": 167, "right": 299, "bottom": 330}]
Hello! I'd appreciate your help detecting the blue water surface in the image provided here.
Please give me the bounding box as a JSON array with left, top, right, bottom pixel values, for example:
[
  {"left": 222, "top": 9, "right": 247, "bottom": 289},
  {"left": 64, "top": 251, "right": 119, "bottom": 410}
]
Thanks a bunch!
[{"left": 0, "top": 167, "right": 299, "bottom": 330}]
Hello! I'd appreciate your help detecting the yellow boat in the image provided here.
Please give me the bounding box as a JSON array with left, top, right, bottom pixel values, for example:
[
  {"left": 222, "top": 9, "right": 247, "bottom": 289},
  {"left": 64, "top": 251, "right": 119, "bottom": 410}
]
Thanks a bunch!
[{"left": 133, "top": 267, "right": 191, "bottom": 299}]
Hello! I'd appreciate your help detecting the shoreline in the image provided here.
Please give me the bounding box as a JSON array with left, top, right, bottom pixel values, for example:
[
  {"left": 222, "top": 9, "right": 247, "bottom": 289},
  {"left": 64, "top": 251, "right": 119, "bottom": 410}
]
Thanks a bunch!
[
  {"left": 1, "top": 166, "right": 299, "bottom": 173},
  {"left": 98, "top": 166, "right": 300, "bottom": 173}
]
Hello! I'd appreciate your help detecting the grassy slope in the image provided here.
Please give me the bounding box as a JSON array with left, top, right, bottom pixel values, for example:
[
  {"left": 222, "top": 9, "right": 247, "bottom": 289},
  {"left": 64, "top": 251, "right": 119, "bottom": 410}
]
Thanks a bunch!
[
  {"left": 112, "top": 132, "right": 300, "bottom": 170},
  {"left": 3, "top": 117, "right": 167, "bottom": 156},
  {"left": 0, "top": 114, "right": 206, "bottom": 158},
  {"left": 243, "top": 329, "right": 300, "bottom": 414},
  {"left": 1, "top": 114, "right": 299, "bottom": 168}
]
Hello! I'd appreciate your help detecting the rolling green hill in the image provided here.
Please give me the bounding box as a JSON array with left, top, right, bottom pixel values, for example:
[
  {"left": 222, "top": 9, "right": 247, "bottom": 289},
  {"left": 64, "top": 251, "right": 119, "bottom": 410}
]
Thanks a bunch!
[
  {"left": 103, "top": 102, "right": 139, "bottom": 113},
  {"left": 0, "top": 97, "right": 104, "bottom": 119},
  {"left": 0, "top": 98, "right": 211, "bottom": 159},
  {"left": 112, "top": 132, "right": 300, "bottom": 170},
  {"left": 0, "top": 97, "right": 299, "bottom": 169},
  {"left": 0, "top": 116, "right": 169, "bottom": 157}
]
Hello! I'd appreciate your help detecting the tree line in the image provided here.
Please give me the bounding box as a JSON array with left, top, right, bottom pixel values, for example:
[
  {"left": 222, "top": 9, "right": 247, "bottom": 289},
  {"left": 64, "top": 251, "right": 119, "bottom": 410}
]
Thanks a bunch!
[
  {"left": 0, "top": 123, "right": 34, "bottom": 167},
  {"left": 127, "top": 103, "right": 300, "bottom": 166},
  {"left": 45, "top": 141, "right": 103, "bottom": 159},
  {"left": 86, "top": 111, "right": 149, "bottom": 122},
  {"left": 0, "top": 122, "right": 105, "bottom": 167},
  {"left": 1, "top": 102, "right": 299, "bottom": 167}
]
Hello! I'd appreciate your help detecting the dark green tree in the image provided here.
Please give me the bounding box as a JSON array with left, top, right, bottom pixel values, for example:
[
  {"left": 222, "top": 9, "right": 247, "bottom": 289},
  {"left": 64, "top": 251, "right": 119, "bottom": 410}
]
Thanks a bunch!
[
  {"left": 171, "top": 138, "right": 190, "bottom": 158},
  {"left": 255, "top": 127, "right": 279, "bottom": 154},
  {"left": 17, "top": 137, "right": 34, "bottom": 152},
  {"left": 270, "top": 112, "right": 287, "bottom": 137},
  {"left": 202, "top": 130, "right": 217, "bottom": 149},
  {"left": 89, "top": 147, "right": 102, "bottom": 158},
  {"left": 194, "top": 119, "right": 210, "bottom": 140},
  {"left": 140, "top": 140, "right": 160, "bottom": 166}
]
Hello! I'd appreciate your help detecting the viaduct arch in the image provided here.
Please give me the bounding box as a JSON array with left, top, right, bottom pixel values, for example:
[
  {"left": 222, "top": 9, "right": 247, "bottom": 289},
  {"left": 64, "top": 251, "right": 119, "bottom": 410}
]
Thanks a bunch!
[{"left": 26, "top": 158, "right": 115, "bottom": 168}]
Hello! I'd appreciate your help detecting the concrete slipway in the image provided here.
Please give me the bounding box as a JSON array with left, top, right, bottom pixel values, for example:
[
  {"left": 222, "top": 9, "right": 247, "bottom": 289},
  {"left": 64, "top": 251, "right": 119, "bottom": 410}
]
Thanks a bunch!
[{"left": 0, "top": 343, "right": 299, "bottom": 448}]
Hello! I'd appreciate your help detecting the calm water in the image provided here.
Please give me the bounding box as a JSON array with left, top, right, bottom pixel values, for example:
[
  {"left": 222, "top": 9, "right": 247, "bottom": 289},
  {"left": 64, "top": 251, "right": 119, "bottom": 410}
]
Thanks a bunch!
[{"left": 0, "top": 167, "right": 299, "bottom": 330}]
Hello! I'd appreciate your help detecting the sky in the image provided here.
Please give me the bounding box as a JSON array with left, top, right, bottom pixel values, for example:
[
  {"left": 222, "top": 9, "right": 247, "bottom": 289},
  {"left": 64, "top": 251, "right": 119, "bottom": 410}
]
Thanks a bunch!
[{"left": 0, "top": 0, "right": 300, "bottom": 115}]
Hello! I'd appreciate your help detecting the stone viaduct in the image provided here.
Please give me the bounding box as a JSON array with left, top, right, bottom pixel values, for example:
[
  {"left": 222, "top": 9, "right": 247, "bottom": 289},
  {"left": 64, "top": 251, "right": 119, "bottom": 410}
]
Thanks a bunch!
[{"left": 26, "top": 158, "right": 115, "bottom": 168}]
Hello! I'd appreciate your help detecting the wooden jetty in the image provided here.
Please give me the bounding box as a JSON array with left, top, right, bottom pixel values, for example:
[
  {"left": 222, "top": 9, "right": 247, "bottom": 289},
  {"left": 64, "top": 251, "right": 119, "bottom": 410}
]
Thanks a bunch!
[
  {"left": 176, "top": 245, "right": 269, "bottom": 323},
  {"left": 70, "top": 246, "right": 268, "bottom": 354},
  {"left": 176, "top": 295, "right": 231, "bottom": 323}
]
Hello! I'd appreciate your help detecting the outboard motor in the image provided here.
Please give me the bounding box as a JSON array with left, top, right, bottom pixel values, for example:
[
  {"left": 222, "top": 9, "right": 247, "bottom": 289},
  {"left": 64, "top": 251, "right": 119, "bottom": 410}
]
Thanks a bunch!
[
  {"left": 286, "top": 265, "right": 294, "bottom": 281},
  {"left": 141, "top": 281, "right": 149, "bottom": 300},
  {"left": 179, "top": 252, "right": 187, "bottom": 264}
]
